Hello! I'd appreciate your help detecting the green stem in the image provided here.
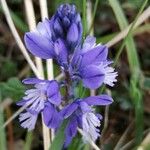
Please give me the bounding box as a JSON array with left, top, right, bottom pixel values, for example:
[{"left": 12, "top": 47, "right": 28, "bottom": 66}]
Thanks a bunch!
[
  {"left": 88, "top": 0, "right": 99, "bottom": 34},
  {"left": 24, "top": 131, "right": 33, "bottom": 150},
  {"left": 82, "top": 0, "right": 87, "bottom": 39},
  {"left": 0, "top": 92, "right": 7, "bottom": 150}
]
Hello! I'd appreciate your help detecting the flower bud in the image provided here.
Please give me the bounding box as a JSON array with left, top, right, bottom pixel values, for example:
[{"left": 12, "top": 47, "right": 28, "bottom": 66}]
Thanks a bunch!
[
  {"left": 67, "top": 23, "right": 79, "bottom": 48},
  {"left": 51, "top": 4, "right": 82, "bottom": 51}
]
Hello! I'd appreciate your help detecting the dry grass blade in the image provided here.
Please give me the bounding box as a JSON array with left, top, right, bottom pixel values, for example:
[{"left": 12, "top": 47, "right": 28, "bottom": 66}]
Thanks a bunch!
[
  {"left": 39, "top": 0, "right": 54, "bottom": 147},
  {"left": 24, "top": 0, "right": 48, "bottom": 149},
  {"left": 2, "top": 105, "right": 27, "bottom": 128},
  {"left": 106, "top": 6, "right": 150, "bottom": 48},
  {"left": 114, "top": 122, "right": 134, "bottom": 150},
  {"left": 0, "top": 98, "right": 12, "bottom": 111},
  {"left": 137, "top": 132, "right": 150, "bottom": 150},
  {"left": 0, "top": 0, "right": 40, "bottom": 78},
  {"left": 78, "top": 128, "right": 101, "bottom": 150},
  {"left": 39, "top": 0, "right": 54, "bottom": 80},
  {"left": 24, "top": 0, "right": 44, "bottom": 79}
]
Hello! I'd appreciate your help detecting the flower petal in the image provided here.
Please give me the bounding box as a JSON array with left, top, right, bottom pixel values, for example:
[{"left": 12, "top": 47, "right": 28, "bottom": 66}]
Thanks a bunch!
[
  {"left": 47, "top": 80, "right": 61, "bottom": 105},
  {"left": 81, "top": 45, "right": 108, "bottom": 67},
  {"left": 53, "top": 18, "right": 64, "bottom": 37},
  {"left": 80, "top": 65, "right": 105, "bottom": 89},
  {"left": 82, "top": 35, "right": 96, "bottom": 53},
  {"left": 67, "top": 23, "right": 79, "bottom": 46},
  {"left": 22, "top": 78, "right": 43, "bottom": 84},
  {"left": 54, "top": 39, "right": 68, "bottom": 65},
  {"left": 84, "top": 95, "right": 113, "bottom": 106},
  {"left": 43, "top": 102, "right": 61, "bottom": 128},
  {"left": 60, "top": 103, "right": 78, "bottom": 119},
  {"left": 36, "top": 19, "right": 52, "bottom": 40},
  {"left": 16, "top": 99, "right": 28, "bottom": 106},
  {"left": 79, "top": 101, "right": 91, "bottom": 113},
  {"left": 24, "top": 31, "right": 54, "bottom": 59},
  {"left": 64, "top": 116, "right": 78, "bottom": 147},
  {"left": 19, "top": 112, "right": 38, "bottom": 131}
]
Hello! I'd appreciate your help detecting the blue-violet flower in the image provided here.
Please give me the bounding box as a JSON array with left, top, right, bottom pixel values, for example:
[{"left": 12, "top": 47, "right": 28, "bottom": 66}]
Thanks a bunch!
[
  {"left": 17, "top": 78, "right": 61, "bottom": 130},
  {"left": 24, "top": 4, "right": 82, "bottom": 68},
  {"left": 60, "top": 95, "right": 113, "bottom": 146},
  {"left": 70, "top": 35, "right": 118, "bottom": 89}
]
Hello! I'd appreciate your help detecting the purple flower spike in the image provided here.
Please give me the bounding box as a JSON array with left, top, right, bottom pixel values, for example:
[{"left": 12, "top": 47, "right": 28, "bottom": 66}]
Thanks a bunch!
[
  {"left": 52, "top": 4, "right": 82, "bottom": 50},
  {"left": 61, "top": 94, "right": 113, "bottom": 146},
  {"left": 24, "top": 4, "right": 83, "bottom": 68},
  {"left": 17, "top": 78, "right": 61, "bottom": 130}
]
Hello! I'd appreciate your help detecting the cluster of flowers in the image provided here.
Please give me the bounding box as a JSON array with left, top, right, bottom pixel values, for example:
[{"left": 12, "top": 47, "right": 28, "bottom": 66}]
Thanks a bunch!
[{"left": 17, "top": 4, "right": 117, "bottom": 146}]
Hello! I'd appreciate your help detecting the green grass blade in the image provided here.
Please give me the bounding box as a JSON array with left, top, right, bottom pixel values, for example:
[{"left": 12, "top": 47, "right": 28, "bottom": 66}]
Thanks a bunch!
[
  {"left": 97, "top": 24, "right": 150, "bottom": 44},
  {"left": 0, "top": 6, "right": 28, "bottom": 32},
  {"left": 24, "top": 131, "right": 33, "bottom": 150},
  {"left": 88, "top": 0, "right": 99, "bottom": 34},
  {"left": 82, "top": 0, "right": 87, "bottom": 38},
  {"left": 11, "top": 11, "right": 28, "bottom": 32},
  {"left": 50, "top": 120, "right": 68, "bottom": 150},
  {"left": 109, "top": 0, "right": 148, "bottom": 146},
  {"left": 0, "top": 91, "right": 7, "bottom": 150}
]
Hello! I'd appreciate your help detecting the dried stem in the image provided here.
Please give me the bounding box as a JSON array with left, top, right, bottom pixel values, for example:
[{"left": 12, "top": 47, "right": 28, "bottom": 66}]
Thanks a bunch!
[
  {"left": 114, "top": 122, "right": 134, "bottom": 150},
  {"left": 0, "top": 98, "right": 12, "bottom": 111},
  {"left": 0, "top": 0, "right": 40, "bottom": 78},
  {"left": 87, "top": 0, "right": 96, "bottom": 97},
  {"left": 39, "top": 0, "right": 54, "bottom": 146},
  {"left": 24, "top": 0, "right": 49, "bottom": 149},
  {"left": 6, "top": 106, "right": 14, "bottom": 150},
  {"left": 39, "top": 0, "right": 54, "bottom": 80},
  {"left": 121, "top": 128, "right": 150, "bottom": 150},
  {"left": 106, "top": 6, "right": 150, "bottom": 48},
  {"left": 2, "top": 105, "right": 27, "bottom": 128},
  {"left": 78, "top": 128, "right": 101, "bottom": 150},
  {"left": 24, "top": 0, "right": 44, "bottom": 79}
]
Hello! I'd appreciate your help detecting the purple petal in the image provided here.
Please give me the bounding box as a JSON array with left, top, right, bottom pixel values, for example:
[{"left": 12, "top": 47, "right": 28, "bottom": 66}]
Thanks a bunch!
[
  {"left": 81, "top": 45, "right": 108, "bottom": 67},
  {"left": 79, "top": 101, "right": 91, "bottom": 113},
  {"left": 64, "top": 116, "right": 78, "bottom": 147},
  {"left": 84, "top": 95, "right": 113, "bottom": 106},
  {"left": 47, "top": 80, "right": 61, "bottom": 105},
  {"left": 36, "top": 19, "right": 52, "bottom": 40},
  {"left": 24, "top": 32, "right": 54, "bottom": 59},
  {"left": 62, "top": 16, "right": 70, "bottom": 27},
  {"left": 19, "top": 112, "right": 38, "bottom": 131},
  {"left": 22, "top": 78, "right": 43, "bottom": 84},
  {"left": 43, "top": 102, "right": 62, "bottom": 128},
  {"left": 54, "top": 39, "right": 68, "bottom": 64},
  {"left": 60, "top": 103, "right": 78, "bottom": 119},
  {"left": 53, "top": 18, "right": 64, "bottom": 36},
  {"left": 82, "top": 36, "right": 96, "bottom": 53},
  {"left": 16, "top": 99, "right": 28, "bottom": 106},
  {"left": 80, "top": 65, "right": 105, "bottom": 89},
  {"left": 67, "top": 23, "right": 79, "bottom": 45}
]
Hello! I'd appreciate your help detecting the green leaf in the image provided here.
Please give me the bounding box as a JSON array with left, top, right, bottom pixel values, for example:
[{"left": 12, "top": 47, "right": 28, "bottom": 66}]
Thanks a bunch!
[
  {"left": 24, "top": 131, "right": 33, "bottom": 150},
  {"left": 50, "top": 120, "right": 68, "bottom": 150},
  {"left": 1, "top": 60, "right": 17, "bottom": 79},
  {"left": 0, "top": 77, "right": 25, "bottom": 101},
  {"left": 68, "top": 134, "right": 88, "bottom": 150},
  {"left": 0, "top": 6, "right": 28, "bottom": 32},
  {"left": 142, "top": 77, "right": 150, "bottom": 90}
]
